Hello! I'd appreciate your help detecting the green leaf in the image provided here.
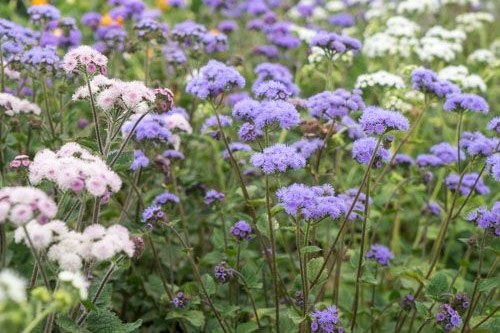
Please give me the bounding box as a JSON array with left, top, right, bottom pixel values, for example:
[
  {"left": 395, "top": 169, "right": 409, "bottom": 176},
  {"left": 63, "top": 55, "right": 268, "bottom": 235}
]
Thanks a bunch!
[
  {"left": 286, "top": 308, "right": 306, "bottom": 325},
  {"left": 183, "top": 310, "right": 205, "bottom": 328},
  {"left": 478, "top": 277, "right": 500, "bottom": 292},
  {"left": 56, "top": 315, "right": 91, "bottom": 333},
  {"left": 201, "top": 273, "right": 216, "bottom": 296},
  {"left": 301, "top": 246, "right": 322, "bottom": 254},
  {"left": 414, "top": 301, "right": 428, "bottom": 316},
  {"left": 427, "top": 272, "right": 448, "bottom": 298},
  {"left": 307, "top": 257, "right": 326, "bottom": 284},
  {"left": 85, "top": 309, "right": 142, "bottom": 333},
  {"left": 256, "top": 216, "right": 270, "bottom": 239},
  {"left": 236, "top": 322, "right": 259, "bottom": 333}
]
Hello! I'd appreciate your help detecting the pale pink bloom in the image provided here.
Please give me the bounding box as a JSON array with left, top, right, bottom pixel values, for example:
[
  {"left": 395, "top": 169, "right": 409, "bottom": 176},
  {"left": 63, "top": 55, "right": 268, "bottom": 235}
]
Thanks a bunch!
[
  {"left": 83, "top": 224, "right": 106, "bottom": 240},
  {"left": 0, "top": 93, "right": 41, "bottom": 116},
  {"left": 10, "top": 204, "right": 33, "bottom": 226}
]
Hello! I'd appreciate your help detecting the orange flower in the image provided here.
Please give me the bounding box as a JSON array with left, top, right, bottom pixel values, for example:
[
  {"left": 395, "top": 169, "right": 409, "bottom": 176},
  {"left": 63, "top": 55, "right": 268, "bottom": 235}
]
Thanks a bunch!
[
  {"left": 157, "top": 0, "right": 170, "bottom": 11},
  {"left": 210, "top": 29, "right": 220, "bottom": 35},
  {"left": 31, "top": 0, "right": 49, "bottom": 5},
  {"left": 101, "top": 14, "right": 113, "bottom": 27}
]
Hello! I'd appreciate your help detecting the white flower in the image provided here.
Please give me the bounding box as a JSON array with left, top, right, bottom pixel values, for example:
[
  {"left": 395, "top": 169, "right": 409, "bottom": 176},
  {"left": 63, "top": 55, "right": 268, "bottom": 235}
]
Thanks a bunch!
[
  {"left": 62, "top": 45, "right": 108, "bottom": 74},
  {"left": 0, "top": 187, "right": 57, "bottom": 226},
  {"left": 467, "top": 49, "right": 496, "bottom": 66},
  {"left": 58, "top": 271, "right": 89, "bottom": 300},
  {"left": 456, "top": 12, "right": 494, "bottom": 33},
  {"left": 0, "top": 269, "right": 26, "bottom": 303},
  {"left": 355, "top": 71, "right": 406, "bottom": 90},
  {"left": 0, "top": 93, "right": 41, "bottom": 116},
  {"left": 397, "top": 0, "right": 440, "bottom": 15},
  {"left": 438, "top": 66, "right": 487, "bottom": 93}
]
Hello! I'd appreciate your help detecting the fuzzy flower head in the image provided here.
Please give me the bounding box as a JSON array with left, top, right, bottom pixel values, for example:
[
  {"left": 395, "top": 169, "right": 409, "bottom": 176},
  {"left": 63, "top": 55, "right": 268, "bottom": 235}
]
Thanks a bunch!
[
  {"left": 214, "top": 261, "right": 234, "bottom": 284},
  {"left": 204, "top": 190, "right": 225, "bottom": 206},
  {"left": 29, "top": 142, "right": 122, "bottom": 198},
  {"left": 131, "top": 150, "right": 149, "bottom": 171},
  {"left": 435, "top": 304, "right": 462, "bottom": 331},
  {"left": 310, "top": 31, "right": 361, "bottom": 55},
  {"left": 460, "top": 132, "right": 498, "bottom": 157},
  {"left": 359, "top": 107, "right": 409, "bottom": 135},
  {"left": 466, "top": 202, "right": 499, "bottom": 236},
  {"left": 486, "top": 154, "right": 500, "bottom": 181},
  {"left": 186, "top": 60, "right": 245, "bottom": 100},
  {"left": 253, "top": 80, "right": 292, "bottom": 100},
  {"left": 365, "top": 244, "right": 394, "bottom": 266},
  {"left": 352, "top": 137, "right": 390, "bottom": 168},
  {"left": 134, "top": 18, "right": 168, "bottom": 42},
  {"left": 307, "top": 89, "right": 365, "bottom": 121},
  {"left": 0, "top": 93, "right": 41, "bottom": 116},
  {"left": 443, "top": 93, "right": 489, "bottom": 113},
  {"left": 411, "top": 67, "right": 460, "bottom": 98},
  {"left": 0, "top": 187, "right": 57, "bottom": 226},
  {"left": 487, "top": 117, "right": 500, "bottom": 133},
  {"left": 230, "top": 220, "right": 253, "bottom": 241},
  {"left": 28, "top": 5, "right": 60, "bottom": 24},
  {"left": 172, "top": 291, "right": 189, "bottom": 309},
  {"left": 292, "top": 138, "right": 324, "bottom": 159},
  {"left": 253, "top": 63, "right": 299, "bottom": 96},
  {"left": 310, "top": 305, "right": 344, "bottom": 333},
  {"left": 250, "top": 144, "right": 306, "bottom": 174},
  {"left": 20, "top": 46, "right": 60, "bottom": 73},
  {"left": 445, "top": 173, "right": 489, "bottom": 196},
  {"left": 0, "top": 269, "right": 27, "bottom": 304},
  {"left": 62, "top": 45, "right": 108, "bottom": 75},
  {"left": 254, "top": 100, "right": 300, "bottom": 130}
]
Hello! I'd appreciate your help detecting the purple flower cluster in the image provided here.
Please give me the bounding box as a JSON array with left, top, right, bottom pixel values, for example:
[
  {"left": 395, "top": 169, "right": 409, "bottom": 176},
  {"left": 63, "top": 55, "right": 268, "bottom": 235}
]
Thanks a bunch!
[
  {"left": 141, "top": 205, "right": 165, "bottom": 223},
  {"left": 230, "top": 220, "right": 253, "bottom": 241},
  {"left": 152, "top": 191, "right": 180, "bottom": 206},
  {"left": 411, "top": 68, "right": 460, "bottom": 98},
  {"left": 352, "top": 137, "right": 390, "bottom": 168},
  {"left": 307, "top": 89, "right": 365, "bottom": 120},
  {"left": 460, "top": 132, "right": 498, "bottom": 157},
  {"left": 218, "top": 20, "right": 237, "bottom": 34},
  {"left": 310, "top": 306, "right": 344, "bottom": 333},
  {"left": 443, "top": 93, "right": 489, "bottom": 113},
  {"left": 131, "top": 150, "right": 149, "bottom": 171},
  {"left": 170, "top": 20, "right": 207, "bottom": 50},
  {"left": 204, "top": 189, "right": 225, "bottom": 205},
  {"left": 486, "top": 153, "right": 500, "bottom": 181},
  {"left": 359, "top": 107, "right": 409, "bottom": 135},
  {"left": 186, "top": 60, "right": 245, "bottom": 100},
  {"left": 445, "top": 173, "right": 489, "bottom": 196},
  {"left": 21, "top": 46, "right": 60, "bottom": 73},
  {"left": 276, "top": 183, "right": 346, "bottom": 220},
  {"left": 253, "top": 80, "right": 291, "bottom": 100},
  {"left": 329, "top": 13, "right": 355, "bottom": 28},
  {"left": 337, "top": 188, "right": 372, "bottom": 221},
  {"left": 265, "top": 22, "right": 300, "bottom": 49},
  {"left": 253, "top": 45, "right": 280, "bottom": 59},
  {"left": 41, "top": 17, "right": 82, "bottom": 49},
  {"left": 28, "top": 5, "right": 61, "bottom": 24},
  {"left": 134, "top": 18, "right": 168, "bottom": 42},
  {"left": 250, "top": 144, "right": 306, "bottom": 174},
  {"left": 450, "top": 293, "right": 471, "bottom": 314},
  {"left": 222, "top": 142, "right": 252, "bottom": 160},
  {"left": 239, "top": 122, "right": 262, "bottom": 142},
  {"left": 202, "top": 32, "right": 228, "bottom": 53},
  {"left": 365, "top": 244, "right": 394, "bottom": 266},
  {"left": 392, "top": 154, "right": 414, "bottom": 167},
  {"left": 310, "top": 31, "right": 361, "bottom": 54},
  {"left": 214, "top": 261, "right": 234, "bottom": 283},
  {"left": 292, "top": 138, "right": 324, "bottom": 159},
  {"left": 254, "top": 100, "right": 300, "bottom": 130},
  {"left": 436, "top": 304, "right": 462, "bottom": 331},
  {"left": 81, "top": 12, "right": 101, "bottom": 30},
  {"left": 163, "top": 42, "right": 187, "bottom": 65},
  {"left": 0, "top": 19, "right": 38, "bottom": 59},
  {"left": 253, "top": 63, "right": 299, "bottom": 96},
  {"left": 487, "top": 117, "right": 500, "bottom": 133},
  {"left": 201, "top": 115, "right": 233, "bottom": 135},
  {"left": 417, "top": 142, "right": 464, "bottom": 167},
  {"left": 122, "top": 114, "right": 172, "bottom": 143},
  {"left": 172, "top": 291, "right": 189, "bottom": 309},
  {"left": 466, "top": 202, "right": 499, "bottom": 236},
  {"left": 424, "top": 202, "right": 442, "bottom": 216},
  {"left": 400, "top": 294, "right": 415, "bottom": 311}
]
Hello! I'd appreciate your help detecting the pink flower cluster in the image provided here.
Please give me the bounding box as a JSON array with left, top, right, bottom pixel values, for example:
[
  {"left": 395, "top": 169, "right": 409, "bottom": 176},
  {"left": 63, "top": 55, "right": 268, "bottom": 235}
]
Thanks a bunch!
[
  {"left": 29, "top": 142, "right": 122, "bottom": 197},
  {"left": 15, "top": 221, "right": 134, "bottom": 272},
  {"left": 0, "top": 187, "right": 57, "bottom": 226},
  {"left": 62, "top": 45, "right": 108, "bottom": 75},
  {"left": 72, "top": 75, "right": 155, "bottom": 113},
  {"left": 0, "top": 93, "right": 41, "bottom": 116}
]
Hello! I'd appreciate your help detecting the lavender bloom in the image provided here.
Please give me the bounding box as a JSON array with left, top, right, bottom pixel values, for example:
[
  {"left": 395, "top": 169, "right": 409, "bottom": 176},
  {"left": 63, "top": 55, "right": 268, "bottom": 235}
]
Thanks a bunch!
[
  {"left": 153, "top": 191, "right": 180, "bottom": 206},
  {"left": 411, "top": 68, "right": 461, "bottom": 98},
  {"left": 163, "top": 150, "right": 185, "bottom": 160},
  {"left": 214, "top": 261, "right": 234, "bottom": 283},
  {"left": 122, "top": 114, "right": 172, "bottom": 143},
  {"left": 486, "top": 153, "right": 500, "bottom": 181},
  {"left": 186, "top": 60, "right": 245, "bottom": 100},
  {"left": 225, "top": 92, "right": 250, "bottom": 106},
  {"left": 201, "top": 115, "right": 233, "bottom": 134},
  {"left": 141, "top": 205, "right": 165, "bottom": 223},
  {"left": 265, "top": 22, "right": 300, "bottom": 49},
  {"left": 436, "top": 304, "right": 462, "bottom": 331},
  {"left": 307, "top": 89, "right": 365, "bottom": 120},
  {"left": 359, "top": 107, "right": 409, "bottom": 135},
  {"left": 425, "top": 202, "right": 442, "bottom": 216},
  {"left": 81, "top": 12, "right": 102, "bottom": 30},
  {"left": 310, "top": 306, "right": 344, "bottom": 333},
  {"left": 99, "top": 25, "right": 127, "bottom": 52},
  {"left": 443, "top": 93, "right": 489, "bottom": 113},
  {"left": 203, "top": 0, "right": 236, "bottom": 10},
  {"left": 202, "top": 32, "right": 228, "bottom": 53},
  {"left": 162, "top": 42, "right": 187, "bottom": 65},
  {"left": 487, "top": 117, "right": 500, "bottom": 133},
  {"left": 310, "top": 31, "right": 362, "bottom": 54},
  {"left": 172, "top": 291, "right": 189, "bottom": 309},
  {"left": 352, "top": 137, "right": 390, "bottom": 168},
  {"left": 460, "top": 132, "right": 498, "bottom": 157},
  {"left": 218, "top": 20, "right": 237, "bottom": 34},
  {"left": 292, "top": 138, "right": 324, "bottom": 159},
  {"left": 337, "top": 188, "right": 372, "bottom": 221},
  {"left": 366, "top": 244, "right": 394, "bottom": 266},
  {"left": 253, "top": 80, "right": 291, "bottom": 100},
  {"left": 21, "top": 46, "right": 60, "bottom": 73},
  {"left": 253, "top": 63, "right": 300, "bottom": 96},
  {"left": 230, "top": 220, "right": 253, "bottom": 241},
  {"left": 222, "top": 142, "right": 252, "bottom": 160},
  {"left": 338, "top": 116, "right": 365, "bottom": 140},
  {"left": 329, "top": 13, "right": 355, "bottom": 28},
  {"left": 254, "top": 100, "right": 300, "bottom": 130},
  {"left": 445, "top": 173, "right": 489, "bottom": 196},
  {"left": 392, "top": 154, "right": 414, "bottom": 167},
  {"left": 134, "top": 18, "right": 168, "bottom": 42},
  {"left": 247, "top": 19, "right": 264, "bottom": 31},
  {"left": 250, "top": 144, "right": 306, "bottom": 174},
  {"left": 416, "top": 154, "right": 445, "bottom": 168},
  {"left": 253, "top": 45, "right": 280, "bottom": 59},
  {"left": 276, "top": 183, "right": 346, "bottom": 220},
  {"left": 131, "top": 150, "right": 149, "bottom": 171},
  {"left": 400, "top": 294, "right": 415, "bottom": 311},
  {"left": 232, "top": 99, "right": 261, "bottom": 121},
  {"left": 430, "top": 142, "right": 465, "bottom": 164},
  {"left": 204, "top": 190, "right": 225, "bottom": 205},
  {"left": 451, "top": 293, "right": 471, "bottom": 314},
  {"left": 28, "top": 5, "right": 60, "bottom": 24},
  {"left": 43, "top": 17, "right": 82, "bottom": 49},
  {"left": 467, "top": 202, "right": 500, "bottom": 236},
  {"left": 0, "top": 20, "right": 38, "bottom": 58},
  {"left": 238, "top": 122, "right": 262, "bottom": 141},
  {"left": 171, "top": 21, "right": 207, "bottom": 48}
]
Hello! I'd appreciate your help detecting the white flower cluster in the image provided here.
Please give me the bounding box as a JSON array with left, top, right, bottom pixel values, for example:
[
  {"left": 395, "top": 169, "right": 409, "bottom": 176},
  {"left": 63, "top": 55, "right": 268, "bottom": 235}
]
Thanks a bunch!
[
  {"left": 441, "top": 0, "right": 479, "bottom": 6},
  {"left": 382, "top": 94, "right": 414, "bottom": 113},
  {"left": 363, "top": 16, "right": 419, "bottom": 58},
  {"left": 308, "top": 46, "right": 353, "bottom": 64},
  {"left": 456, "top": 12, "right": 494, "bottom": 33},
  {"left": 397, "top": 0, "right": 440, "bottom": 15},
  {"left": 365, "top": 0, "right": 396, "bottom": 19},
  {"left": 58, "top": 271, "right": 89, "bottom": 300},
  {"left": 0, "top": 187, "right": 57, "bottom": 226},
  {"left": 15, "top": 221, "right": 134, "bottom": 272},
  {"left": 355, "top": 71, "right": 406, "bottom": 90},
  {"left": 415, "top": 26, "right": 466, "bottom": 62},
  {"left": 0, "top": 269, "right": 26, "bottom": 303},
  {"left": 467, "top": 49, "right": 497, "bottom": 66},
  {"left": 0, "top": 93, "right": 41, "bottom": 116},
  {"left": 288, "top": 0, "right": 328, "bottom": 20},
  {"left": 29, "top": 142, "right": 122, "bottom": 197},
  {"left": 62, "top": 45, "right": 108, "bottom": 74},
  {"left": 438, "top": 66, "right": 487, "bottom": 93},
  {"left": 290, "top": 25, "right": 317, "bottom": 43},
  {"left": 73, "top": 75, "right": 155, "bottom": 114}
]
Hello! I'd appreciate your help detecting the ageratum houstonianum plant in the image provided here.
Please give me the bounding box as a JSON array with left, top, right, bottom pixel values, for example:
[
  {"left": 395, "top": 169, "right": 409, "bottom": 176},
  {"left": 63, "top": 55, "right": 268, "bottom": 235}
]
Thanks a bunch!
[{"left": 0, "top": 1, "right": 498, "bottom": 333}]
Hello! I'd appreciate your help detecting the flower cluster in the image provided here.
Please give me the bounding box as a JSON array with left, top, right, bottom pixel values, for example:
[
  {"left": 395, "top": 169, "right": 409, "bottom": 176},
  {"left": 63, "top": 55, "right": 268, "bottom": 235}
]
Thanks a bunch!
[
  {"left": 307, "top": 89, "right": 365, "bottom": 120},
  {"left": 411, "top": 68, "right": 460, "bottom": 98},
  {"left": 250, "top": 144, "right": 305, "bottom": 174},
  {"left": 310, "top": 31, "right": 361, "bottom": 55},
  {"left": 0, "top": 187, "right": 57, "bottom": 226},
  {"left": 359, "top": 107, "right": 409, "bottom": 135},
  {"left": 466, "top": 202, "right": 499, "bottom": 236},
  {"left": 365, "top": 244, "right": 394, "bottom": 266},
  {"left": 0, "top": 269, "right": 26, "bottom": 304},
  {"left": 0, "top": 93, "right": 41, "bottom": 116},
  {"left": 204, "top": 190, "right": 225, "bottom": 206},
  {"left": 460, "top": 132, "right": 498, "bottom": 157},
  {"left": 230, "top": 220, "right": 253, "bottom": 241},
  {"left": 310, "top": 306, "right": 344, "bottom": 333},
  {"left": 443, "top": 93, "right": 489, "bottom": 113},
  {"left": 352, "top": 137, "right": 390, "bottom": 168},
  {"left": 355, "top": 71, "right": 406, "bottom": 90},
  {"left": 445, "top": 173, "right": 489, "bottom": 196},
  {"left": 435, "top": 304, "right": 462, "bottom": 331},
  {"left": 214, "top": 261, "right": 234, "bottom": 283},
  {"left": 62, "top": 45, "right": 108, "bottom": 74}
]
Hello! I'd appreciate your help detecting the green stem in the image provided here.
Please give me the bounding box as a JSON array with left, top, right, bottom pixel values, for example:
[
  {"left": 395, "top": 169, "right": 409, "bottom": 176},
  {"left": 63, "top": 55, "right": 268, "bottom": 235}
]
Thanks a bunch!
[
  {"left": 22, "top": 304, "right": 56, "bottom": 333},
  {"left": 41, "top": 74, "right": 56, "bottom": 141},
  {"left": 23, "top": 225, "right": 50, "bottom": 289},
  {"left": 84, "top": 71, "right": 104, "bottom": 155}
]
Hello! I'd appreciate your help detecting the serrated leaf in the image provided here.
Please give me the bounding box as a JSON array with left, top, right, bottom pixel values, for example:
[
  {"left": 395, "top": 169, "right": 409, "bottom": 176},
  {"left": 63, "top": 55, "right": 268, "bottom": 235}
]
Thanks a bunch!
[
  {"left": 307, "top": 257, "right": 326, "bottom": 284},
  {"left": 86, "top": 309, "right": 142, "bottom": 333},
  {"left": 183, "top": 310, "right": 205, "bottom": 328},
  {"left": 236, "top": 322, "right": 259, "bottom": 333},
  {"left": 414, "top": 301, "right": 428, "bottom": 316},
  {"left": 427, "top": 272, "right": 448, "bottom": 298},
  {"left": 301, "top": 246, "right": 322, "bottom": 254},
  {"left": 201, "top": 273, "right": 216, "bottom": 296},
  {"left": 478, "top": 277, "right": 500, "bottom": 292},
  {"left": 56, "top": 315, "right": 91, "bottom": 333},
  {"left": 286, "top": 308, "right": 305, "bottom": 324}
]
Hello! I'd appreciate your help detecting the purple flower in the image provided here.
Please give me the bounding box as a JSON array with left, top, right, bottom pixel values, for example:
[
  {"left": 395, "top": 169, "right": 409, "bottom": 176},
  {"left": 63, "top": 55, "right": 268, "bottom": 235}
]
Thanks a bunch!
[
  {"left": 265, "top": 22, "right": 300, "bottom": 49},
  {"left": 141, "top": 205, "right": 165, "bottom": 223},
  {"left": 28, "top": 5, "right": 60, "bottom": 24},
  {"left": 253, "top": 63, "right": 300, "bottom": 96},
  {"left": 416, "top": 154, "right": 444, "bottom": 168},
  {"left": 222, "top": 142, "right": 252, "bottom": 160},
  {"left": 467, "top": 202, "right": 500, "bottom": 236},
  {"left": 230, "top": 220, "right": 253, "bottom": 241},
  {"left": 253, "top": 45, "right": 280, "bottom": 59},
  {"left": 310, "top": 306, "right": 343, "bottom": 333},
  {"left": 486, "top": 153, "right": 500, "bottom": 181},
  {"left": 163, "top": 42, "right": 187, "bottom": 65},
  {"left": 292, "top": 138, "right": 324, "bottom": 159},
  {"left": 451, "top": 293, "right": 471, "bottom": 314},
  {"left": 232, "top": 99, "right": 261, "bottom": 121},
  {"left": 337, "top": 188, "right": 372, "bottom": 221},
  {"left": 352, "top": 137, "right": 390, "bottom": 168},
  {"left": 254, "top": 100, "right": 300, "bottom": 130},
  {"left": 81, "top": 12, "right": 102, "bottom": 30},
  {"left": 366, "top": 244, "right": 394, "bottom": 266},
  {"left": 134, "top": 18, "right": 168, "bottom": 42},
  {"left": 201, "top": 115, "right": 233, "bottom": 134},
  {"left": 217, "top": 20, "right": 238, "bottom": 34},
  {"left": 425, "top": 202, "right": 442, "bottom": 216},
  {"left": 308, "top": 89, "right": 365, "bottom": 120},
  {"left": 430, "top": 142, "right": 465, "bottom": 164},
  {"left": 445, "top": 173, "right": 489, "bottom": 196},
  {"left": 214, "top": 261, "right": 234, "bottom": 283},
  {"left": 122, "top": 113, "right": 173, "bottom": 143},
  {"left": 338, "top": 116, "right": 365, "bottom": 140},
  {"left": 186, "top": 60, "right": 245, "bottom": 100},
  {"left": 400, "top": 294, "right": 415, "bottom": 311},
  {"left": 253, "top": 80, "right": 291, "bottom": 100},
  {"left": 202, "top": 32, "right": 228, "bottom": 53},
  {"left": 238, "top": 122, "right": 262, "bottom": 142},
  {"left": 163, "top": 150, "right": 185, "bottom": 160},
  {"left": 153, "top": 191, "right": 180, "bottom": 206},
  {"left": 172, "top": 291, "right": 189, "bottom": 309},
  {"left": 329, "top": 13, "right": 355, "bottom": 28},
  {"left": 250, "top": 144, "right": 306, "bottom": 174},
  {"left": 359, "top": 107, "right": 409, "bottom": 135},
  {"left": 487, "top": 117, "right": 500, "bottom": 133},
  {"left": 392, "top": 154, "right": 414, "bottom": 167},
  {"left": 460, "top": 131, "right": 498, "bottom": 157},
  {"left": 276, "top": 183, "right": 346, "bottom": 220},
  {"left": 171, "top": 20, "right": 207, "bottom": 49},
  {"left": 21, "top": 46, "right": 60, "bottom": 73},
  {"left": 310, "top": 31, "right": 361, "bottom": 54},
  {"left": 225, "top": 92, "right": 250, "bottom": 106},
  {"left": 411, "top": 68, "right": 461, "bottom": 98},
  {"left": 131, "top": 150, "right": 149, "bottom": 171},
  {"left": 204, "top": 190, "right": 225, "bottom": 205},
  {"left": 443, "top": 93, "right": 489, "bottom": 113},
  {"left": 436, "top": 304, "right": 462, "bottom": 331}
]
